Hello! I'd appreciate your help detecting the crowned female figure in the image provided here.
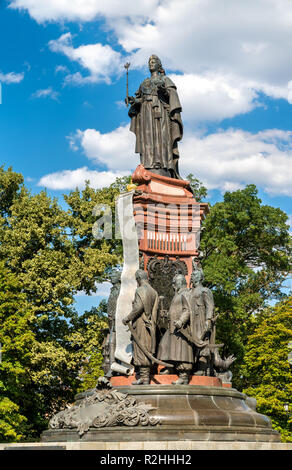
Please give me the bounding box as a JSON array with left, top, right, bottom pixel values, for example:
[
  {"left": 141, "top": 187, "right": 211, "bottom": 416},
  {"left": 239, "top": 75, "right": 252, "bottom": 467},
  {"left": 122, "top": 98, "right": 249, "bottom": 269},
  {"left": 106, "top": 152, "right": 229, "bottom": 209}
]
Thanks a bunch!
[{"left": 128, "top": 55, "right": 183, "bottom": 179}]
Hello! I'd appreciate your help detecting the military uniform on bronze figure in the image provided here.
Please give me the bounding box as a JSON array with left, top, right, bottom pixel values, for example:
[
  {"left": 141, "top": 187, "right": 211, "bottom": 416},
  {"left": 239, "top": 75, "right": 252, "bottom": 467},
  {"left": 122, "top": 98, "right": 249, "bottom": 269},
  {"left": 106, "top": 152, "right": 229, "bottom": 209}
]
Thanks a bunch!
[
  {"left": 157, "top": 274, "right": 195, "bottom": 384},
  {"left": 122, "top": 269, "right": 159, "bottom": 385},
  {"left": 120, "top": 266, "right": 235, "bottom": 386},
  {"left": 102, "top": 271, "right": 121, "bottom": 378}
]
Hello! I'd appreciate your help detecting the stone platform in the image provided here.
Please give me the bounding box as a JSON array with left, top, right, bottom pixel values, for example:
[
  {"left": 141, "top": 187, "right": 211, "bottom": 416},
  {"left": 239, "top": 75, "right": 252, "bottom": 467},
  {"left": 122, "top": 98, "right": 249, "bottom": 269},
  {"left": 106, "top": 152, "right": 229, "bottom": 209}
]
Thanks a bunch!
[
  {"left": 1, "top": 441, "right": 291, "bottom": 450},
  {"left": 41, "top": 384, "right": 280, "bottom": 443}
]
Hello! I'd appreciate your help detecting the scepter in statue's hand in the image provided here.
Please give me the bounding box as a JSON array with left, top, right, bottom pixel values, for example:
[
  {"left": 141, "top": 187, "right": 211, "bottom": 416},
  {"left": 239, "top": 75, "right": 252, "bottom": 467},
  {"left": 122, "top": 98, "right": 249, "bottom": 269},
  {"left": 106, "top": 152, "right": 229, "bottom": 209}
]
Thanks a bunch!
[{"left": 124, "top": 62, "right": 131, "bottom": 107}]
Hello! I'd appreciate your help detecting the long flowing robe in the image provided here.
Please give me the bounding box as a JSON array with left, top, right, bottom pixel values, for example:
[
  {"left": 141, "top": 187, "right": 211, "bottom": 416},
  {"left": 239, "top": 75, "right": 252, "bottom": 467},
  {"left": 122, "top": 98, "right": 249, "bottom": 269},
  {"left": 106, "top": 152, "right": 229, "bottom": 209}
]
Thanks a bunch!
[
  {"left": 129, "top": 74, "right": 183, "bottom": 178},
  {"left": 186, "top": 285, "right": 214, "bottom": 358},
  {"left": 126, "top": 282, "right": 159, "bottom": 366},
  {"left": 157, "top": 287, "right": 194, "bottom": 364}
]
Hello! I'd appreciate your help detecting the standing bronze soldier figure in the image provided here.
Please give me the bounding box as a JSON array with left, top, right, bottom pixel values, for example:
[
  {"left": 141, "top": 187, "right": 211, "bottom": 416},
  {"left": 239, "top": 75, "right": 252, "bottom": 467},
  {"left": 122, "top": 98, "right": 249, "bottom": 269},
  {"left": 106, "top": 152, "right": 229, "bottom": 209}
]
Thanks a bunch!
[
  {"left": 102, "top": 271, "right": 121, "bottom": 377},
  {"left": 157, "top": 274, "right": 194, "bottom": 384},
  {"left": 188, "top": 265, "right": 215, "bottom": 375},
  {"left": 122, "top": 270, "right": 159, "bottom": 385},
  {"left": 127, "top": 54, "right": 183, "bottom": 179}
]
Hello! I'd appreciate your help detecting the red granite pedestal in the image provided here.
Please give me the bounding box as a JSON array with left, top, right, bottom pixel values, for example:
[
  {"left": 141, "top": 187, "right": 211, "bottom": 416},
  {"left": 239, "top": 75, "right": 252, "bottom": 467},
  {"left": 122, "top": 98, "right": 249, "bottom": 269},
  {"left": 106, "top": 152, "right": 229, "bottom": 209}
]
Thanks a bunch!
[
  {"left": 131, "top": 165, "right": 208, "bottom": 286},
  {"left": 110, "top": 374, "right": 223, "bottom": 387}
]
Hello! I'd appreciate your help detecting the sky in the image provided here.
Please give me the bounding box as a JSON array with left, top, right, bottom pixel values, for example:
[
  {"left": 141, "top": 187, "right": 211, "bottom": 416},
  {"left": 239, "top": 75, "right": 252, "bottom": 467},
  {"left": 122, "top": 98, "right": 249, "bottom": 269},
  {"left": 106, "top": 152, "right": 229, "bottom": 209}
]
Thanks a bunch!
[{"left": 0, "top": 0, "right": 291, "bottom": 311}]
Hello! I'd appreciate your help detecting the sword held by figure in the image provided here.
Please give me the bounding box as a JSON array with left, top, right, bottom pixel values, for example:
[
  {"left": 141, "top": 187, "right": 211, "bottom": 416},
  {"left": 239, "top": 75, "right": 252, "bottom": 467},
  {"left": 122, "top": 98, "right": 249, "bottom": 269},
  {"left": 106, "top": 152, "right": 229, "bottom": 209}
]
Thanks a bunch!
[{"left": 125, "top": 321, "right": 173, "bottom": 369}]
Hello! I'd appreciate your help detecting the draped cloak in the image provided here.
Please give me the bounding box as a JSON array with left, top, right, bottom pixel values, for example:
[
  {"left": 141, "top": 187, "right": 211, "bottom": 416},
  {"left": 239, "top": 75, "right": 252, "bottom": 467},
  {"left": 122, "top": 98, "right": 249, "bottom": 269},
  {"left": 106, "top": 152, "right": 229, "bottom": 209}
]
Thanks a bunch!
[
  {"left": 129, "top": 75, "right": 183, "bottom": 179},
  {"left": 157, "top": 287, "right": 194, "bottom": 364},
  {"left": 126, "top": 282, "right": 159, "bottom": 367},
  {"left": 158, "top": 286, "right": 214, "bottom": 364},
  {"left": 186, "top": 285, "right": 215, "bottom": 358}
]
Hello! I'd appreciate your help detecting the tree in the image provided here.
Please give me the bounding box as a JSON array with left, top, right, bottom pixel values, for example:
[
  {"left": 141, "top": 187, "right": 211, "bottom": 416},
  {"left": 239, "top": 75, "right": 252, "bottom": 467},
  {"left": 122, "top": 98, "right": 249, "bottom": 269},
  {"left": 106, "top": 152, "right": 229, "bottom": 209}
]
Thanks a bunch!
[
  {"left": 0, "top": 165, "right": 23, "bottom": 219},
  {"left": 186, "top": 173, "right": 208, "bottom": 202},
  {"left": 0, "top": 262, "right": 35, "bottom": 441},
  {"left": 199, "top": 185, "right": 291, "bottom": 382},
  {"left": 0, "top": 167, "right": 128, "bottom": 439},
  {"left": 68, "top": 302, "right": 108, "bottom": 393},
  {"left": 240, "top": 297, "right": 292, "bottom": 442},
  {"left": 63, "top": 175, "right": 130, "bottom": 292}
]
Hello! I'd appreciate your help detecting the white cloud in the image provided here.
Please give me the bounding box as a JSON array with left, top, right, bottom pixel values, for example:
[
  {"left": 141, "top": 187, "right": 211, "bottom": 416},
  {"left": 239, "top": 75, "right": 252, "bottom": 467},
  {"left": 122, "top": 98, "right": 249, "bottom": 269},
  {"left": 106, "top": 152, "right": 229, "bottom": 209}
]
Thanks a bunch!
[
  {"left": 55, "top": 64, "right": 69, "bottom": 74},
  {"left": 70, "top": 125, "right": 136, "bottom": 171},
  {"left": 38, "top": 166, "right": 128, "bottom": 190},
  {"left": 169, "top": 73, "right": 259, "bottom": 122},
  {"left": 49, "top": 33, "right": 123, "bottom": 84},
  {"left": 14, "top": 0, "right": 292, "bottom": 197},
  {"left": 0, "top": 71, "right": 24, "bottom": 84},
  {"left": 31, "top": 86, "right": 60, "bottom": 100},
  {"left": 179, "top": 128, "right": 292, "bottom": 196},
  {"left": 36, "top": 123, "right": 292, "bottom": 197},
  {"left": 118, "top": 0, "right": 292, "bottom": 110},
  {"left": 8, "top": 0, "right": 159, "bottom": 23},
  {"left": 118, "top": 0, "right": 292, "bottom": 86},
  {"left": 8, "top": 0, "right": 292, "bottom": 88},
  {"left": 95, "top": 281, "right": 112, "bottom": 298},
  {"left": 65, "top": 124, "right": 292, "bottom": 196},
  {"left": 16, "top": 0, "right": 292, "bottom": 118}
]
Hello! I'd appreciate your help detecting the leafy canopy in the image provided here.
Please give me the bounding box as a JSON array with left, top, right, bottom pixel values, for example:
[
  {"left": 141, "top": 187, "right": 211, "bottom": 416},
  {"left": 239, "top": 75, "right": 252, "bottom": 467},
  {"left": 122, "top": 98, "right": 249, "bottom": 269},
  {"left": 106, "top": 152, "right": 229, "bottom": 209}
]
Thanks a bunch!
[
  {"left": 241, "top": 297, "right": 292, "bottom": 442},
  {"left": 200, "top": 184, "right": 291, "bottom": 375}
]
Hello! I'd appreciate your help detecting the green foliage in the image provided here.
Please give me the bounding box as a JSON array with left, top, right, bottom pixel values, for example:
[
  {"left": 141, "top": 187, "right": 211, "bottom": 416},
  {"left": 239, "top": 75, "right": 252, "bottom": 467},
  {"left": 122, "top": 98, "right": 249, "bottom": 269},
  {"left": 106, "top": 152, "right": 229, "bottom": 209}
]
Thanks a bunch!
[
  {"left": 241, "top": 297, "right": 292, "bottom": 441},
  {"left": 0, "top": 397, "right": 27, "bottom": 442},
  {"left": 0, "top": 165, "right": 23, "bottom": 218},
  {"left": 186, "top": 173, "right": 208, "bottom": 202},
  {"left": 69, "top": 301, "right": 108, "bottom": 392},
  {"left": 200, "top": 185, "right": 291, "bottom": 380},
  {"left": 0, "top": 167, "right": 127, "bottom": 440},
  {"left": 0, "top": 261, "right": 34, "bottom": 441},
  {"left": 63, "top": 176, "right": 129, "bottom": 291}
]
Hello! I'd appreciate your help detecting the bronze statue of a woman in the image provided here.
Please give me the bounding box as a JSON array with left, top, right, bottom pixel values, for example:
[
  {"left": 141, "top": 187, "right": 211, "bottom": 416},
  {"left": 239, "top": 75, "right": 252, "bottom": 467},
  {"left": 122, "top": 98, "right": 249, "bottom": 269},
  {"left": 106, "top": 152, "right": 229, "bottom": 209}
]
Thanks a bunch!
[{"left": 127, "top": 55, "right": 183, "bottom": 179}]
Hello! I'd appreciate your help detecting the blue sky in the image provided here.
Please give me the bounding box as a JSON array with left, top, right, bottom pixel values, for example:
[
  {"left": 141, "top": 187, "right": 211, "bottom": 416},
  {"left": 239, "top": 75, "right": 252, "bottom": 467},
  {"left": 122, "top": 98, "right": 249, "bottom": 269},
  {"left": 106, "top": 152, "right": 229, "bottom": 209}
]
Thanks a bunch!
[{"left": 0, "top": 1, "right": 291, "bottom": 311}]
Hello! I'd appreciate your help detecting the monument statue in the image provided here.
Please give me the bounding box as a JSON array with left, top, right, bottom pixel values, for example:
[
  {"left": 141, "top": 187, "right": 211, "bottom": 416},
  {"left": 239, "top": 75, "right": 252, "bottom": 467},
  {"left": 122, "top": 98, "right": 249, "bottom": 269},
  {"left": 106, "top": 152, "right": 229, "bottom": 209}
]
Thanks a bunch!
[
  {"left": 188, "top": 261, "right": 235, "bottom": 378},
  {"left": 101, "top": 271, "right": 121, "bottom": 377},
  {"left": 157, "top": 274, "right": 193, "bottom": 384},
  {"left": 122, "top": 269, "right": 159, "bottom": 385},
  {"left": 41, "top": 54, "right": 280, "bottom": 446},
  {"left": 188, "top": 263, "right": 215, "bottom": 375},
  {"left": 127, "top": 54, "right": 183, "bottom": 179}
]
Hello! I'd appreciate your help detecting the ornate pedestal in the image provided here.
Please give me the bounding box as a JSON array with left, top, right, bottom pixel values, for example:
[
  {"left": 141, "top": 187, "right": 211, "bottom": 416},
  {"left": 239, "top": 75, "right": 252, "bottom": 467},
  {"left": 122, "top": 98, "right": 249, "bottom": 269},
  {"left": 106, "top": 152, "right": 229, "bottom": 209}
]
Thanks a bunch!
[
  {"left": 41, "top": 381, "right": 280, "bottom": 443},
  {"left": 132, "top": 165, "right": 208, "bottom": 304}
]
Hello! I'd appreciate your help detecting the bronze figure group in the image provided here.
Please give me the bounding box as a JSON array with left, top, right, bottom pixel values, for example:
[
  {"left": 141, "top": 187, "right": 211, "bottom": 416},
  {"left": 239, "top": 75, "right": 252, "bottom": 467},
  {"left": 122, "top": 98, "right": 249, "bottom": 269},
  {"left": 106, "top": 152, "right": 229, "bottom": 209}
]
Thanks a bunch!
[{"left": 121, "top": 264, "right": 234, "bottom": 385}]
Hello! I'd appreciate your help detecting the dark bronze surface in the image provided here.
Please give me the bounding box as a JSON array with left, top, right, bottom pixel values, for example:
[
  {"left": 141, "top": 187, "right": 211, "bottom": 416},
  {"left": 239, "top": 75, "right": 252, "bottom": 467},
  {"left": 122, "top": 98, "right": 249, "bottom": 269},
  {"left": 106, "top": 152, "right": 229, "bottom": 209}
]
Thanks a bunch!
[
  {"left": 127, "top": 55, "right": 183, "bottom": 179},
  {"left": 42, "top": 385, "right": 280, "bottom": 442},
  {"left": 102, "top": 271, "right": 121, "bottom": 377},
  {"left": 123, "top": 270, "right": 159, "bottom": 384}
]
